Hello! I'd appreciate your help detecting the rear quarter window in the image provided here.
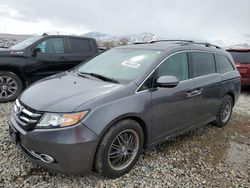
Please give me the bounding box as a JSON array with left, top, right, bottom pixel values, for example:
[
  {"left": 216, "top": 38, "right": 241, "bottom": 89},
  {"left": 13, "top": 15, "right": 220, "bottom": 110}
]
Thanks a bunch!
[
  {"left": 191, "top": 52, "right": 216, "bottom": 77},
  {"left": 69, "top": 38, "right": 92, "bottom": 53},
  {"left": 216, "top": 54, "right": 235, "bottom": 74}
]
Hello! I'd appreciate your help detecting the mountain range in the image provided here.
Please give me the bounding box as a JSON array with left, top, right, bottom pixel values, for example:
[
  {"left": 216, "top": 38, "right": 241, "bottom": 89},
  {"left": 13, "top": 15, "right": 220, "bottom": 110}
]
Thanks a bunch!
[
  {"left": 82, "top": 32, "right": 160, "bottom": 43},
  {"left": 1, "top": 31, "right": 250, "bottom": 49},
  {"left": 0, "top": 33, "right": 34, "bottom": 48}
]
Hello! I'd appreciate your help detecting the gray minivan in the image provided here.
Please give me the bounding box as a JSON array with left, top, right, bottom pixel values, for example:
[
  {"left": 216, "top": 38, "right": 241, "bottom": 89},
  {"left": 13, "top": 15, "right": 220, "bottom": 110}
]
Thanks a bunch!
[{"left": 9, "top": 40, "right": 241, "bottom": 178}]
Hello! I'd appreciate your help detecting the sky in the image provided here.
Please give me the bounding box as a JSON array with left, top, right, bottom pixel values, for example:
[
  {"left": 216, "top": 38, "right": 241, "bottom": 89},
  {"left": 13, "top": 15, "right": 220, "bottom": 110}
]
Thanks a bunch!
[{"left": 0, "top": 0, "right": 250, "bottom": 42}]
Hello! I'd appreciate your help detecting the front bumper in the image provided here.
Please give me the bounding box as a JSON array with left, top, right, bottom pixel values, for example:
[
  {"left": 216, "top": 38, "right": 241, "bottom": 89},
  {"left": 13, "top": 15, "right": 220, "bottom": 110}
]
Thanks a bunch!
[{"left": 9, "top": 113, "right": 99, "bottom": 174}]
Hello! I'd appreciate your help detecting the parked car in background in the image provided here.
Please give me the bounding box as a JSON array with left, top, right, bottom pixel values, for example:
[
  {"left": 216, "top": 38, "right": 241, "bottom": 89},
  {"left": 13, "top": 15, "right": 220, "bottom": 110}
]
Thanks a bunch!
[
  {"left": 0, "top": 35, "right": 99, "bottom": 102},
  {"left": 9, "top": 40, "right": 240, "bottom": 178},
  {"left": 227, "top": 49, "right": 250, "bottom": 86}
]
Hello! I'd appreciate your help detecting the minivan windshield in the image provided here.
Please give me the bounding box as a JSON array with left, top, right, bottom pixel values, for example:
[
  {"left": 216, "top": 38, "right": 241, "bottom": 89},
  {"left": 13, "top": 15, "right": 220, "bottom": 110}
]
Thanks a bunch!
[
  {"left": 10, "top": 36, "right": 42, "bottom": 50},
  {"left": 77, "top": 48, "right": 162, "bottom": 83}
]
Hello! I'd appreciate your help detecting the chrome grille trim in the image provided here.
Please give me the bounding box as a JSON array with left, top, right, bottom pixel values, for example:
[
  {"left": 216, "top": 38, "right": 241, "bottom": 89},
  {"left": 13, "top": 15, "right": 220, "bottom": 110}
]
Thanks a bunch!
[
  {"left": 14, "top": 99, "right": 42, "bottom": 128},
  {"left": 21, "top": 108, "right": 41, "bottom": 118},
  {"left": 13, "top": 105, "right": 17, "bottom": 112},
  {"left": 16, "top": 98, "right": 21, "bottom": 107},
  {"left": 19, "top": 116, "right": 37, "bottom": 123}
]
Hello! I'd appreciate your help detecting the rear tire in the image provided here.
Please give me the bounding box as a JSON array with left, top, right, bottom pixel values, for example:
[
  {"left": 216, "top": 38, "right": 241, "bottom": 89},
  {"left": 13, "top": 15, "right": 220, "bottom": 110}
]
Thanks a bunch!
[
  {"left": 94, "top": 119, "right": 144, "bottom": 178},
  {"left": 0, "top": 71, "right": 23, "bottom": 103},
  {"left": 213, "top": 95, "right": 233, "bottom": 127}
]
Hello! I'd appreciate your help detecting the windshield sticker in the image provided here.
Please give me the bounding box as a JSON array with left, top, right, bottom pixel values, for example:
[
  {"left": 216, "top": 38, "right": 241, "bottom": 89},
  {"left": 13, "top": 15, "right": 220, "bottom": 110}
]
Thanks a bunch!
[
  {"left": 122, "top": 61, "right": 141, "bottom": 68},
  {"left": 121, "top": 55, "right": 145, "bottom": 69}
]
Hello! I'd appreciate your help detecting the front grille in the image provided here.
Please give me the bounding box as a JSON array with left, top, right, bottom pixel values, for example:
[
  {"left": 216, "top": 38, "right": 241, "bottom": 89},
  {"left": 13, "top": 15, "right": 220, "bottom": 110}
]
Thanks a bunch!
[{"left": 13, "top": 99, "right": 43, "bottom": 131}]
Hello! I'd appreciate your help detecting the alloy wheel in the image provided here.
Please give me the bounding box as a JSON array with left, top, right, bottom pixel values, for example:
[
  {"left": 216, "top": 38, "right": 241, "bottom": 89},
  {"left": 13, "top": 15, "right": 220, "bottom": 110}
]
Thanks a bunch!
[
  {"left": 0, "top": 76, "right": 18, "bottom": 99},
  {"left": 221, "top": 100, "right": 232, "bottom": 123},
  {"left": 108, "top": 129, "right": 139, "bottom": 171}
]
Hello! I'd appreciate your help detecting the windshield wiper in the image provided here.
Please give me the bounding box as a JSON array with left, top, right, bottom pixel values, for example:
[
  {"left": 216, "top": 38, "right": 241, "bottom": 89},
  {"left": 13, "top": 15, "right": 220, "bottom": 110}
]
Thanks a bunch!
[
  {"left": 78, "top": 72, "right": 120, "bottom": 84},
  {"left": 77, "top": 71, "right": 89, "bottom": 78}
]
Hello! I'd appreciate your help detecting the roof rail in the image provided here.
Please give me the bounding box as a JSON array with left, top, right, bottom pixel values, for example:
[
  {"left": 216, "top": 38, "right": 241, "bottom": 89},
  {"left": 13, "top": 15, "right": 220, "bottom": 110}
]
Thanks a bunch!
[
  {"left": 132, "top": 40, "right": 222, "bottom": 49},
  {"left": 150, "top": 40, "right": 193, "bottom": 43},
  {"left": 191, "top": 42, "right": 221, "bottom": 49},
  {"left": 132, "top": 42, "right": 149, "bottom": 45}
]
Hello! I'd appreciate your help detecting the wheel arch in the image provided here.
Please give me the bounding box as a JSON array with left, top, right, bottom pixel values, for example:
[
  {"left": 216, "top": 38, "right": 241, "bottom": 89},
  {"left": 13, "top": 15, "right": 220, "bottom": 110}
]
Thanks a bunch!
[
  {"left": 92, "top": 114, "right": 149, "bottom": 172},
  {"left": 225, "top": 91, "right": 235, "bottom": 106},
  {"left": 0, "top": 66, "right": 27, "bottom": 87},
  {"left": 98, "top": 114, "right": 149, "bottom": 150}
]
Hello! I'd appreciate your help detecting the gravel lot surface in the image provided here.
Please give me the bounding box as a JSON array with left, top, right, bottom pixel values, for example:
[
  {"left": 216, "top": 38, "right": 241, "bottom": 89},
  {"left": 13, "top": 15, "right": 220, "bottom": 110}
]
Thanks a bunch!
[{"left": 0, "top": 89, "right": 249, "bottom": 187}]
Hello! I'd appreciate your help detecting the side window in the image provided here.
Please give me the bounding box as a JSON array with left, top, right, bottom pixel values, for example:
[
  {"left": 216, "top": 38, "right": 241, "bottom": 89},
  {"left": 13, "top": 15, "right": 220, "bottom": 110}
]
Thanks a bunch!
[
  {"left": 36, "top": 38, "right": 64, "bottom": 53},
  {"left": 192, "top": 52, "right": 216, "bottom": 77},
  {"left": 69, "top": 38, "right": 92, "bottom": 53},
  {"left": 217, "top": 54, "right": 235, "bottom": 74},
  {"left": 157, "top": 52, "right": 189, "bottom": 81}
]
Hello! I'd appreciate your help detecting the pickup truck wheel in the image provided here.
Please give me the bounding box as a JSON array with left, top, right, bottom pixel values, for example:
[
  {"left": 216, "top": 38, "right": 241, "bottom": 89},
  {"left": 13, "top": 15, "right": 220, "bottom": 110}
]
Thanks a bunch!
[
  {"left": 213, "top": 95, "right": 233, "bottom": 127},
  {"left": 94, "top": 119, "right": 144, "bottom": 178},
  {"left": 0, "top": 71, "right": 23, "bottom": 103}
]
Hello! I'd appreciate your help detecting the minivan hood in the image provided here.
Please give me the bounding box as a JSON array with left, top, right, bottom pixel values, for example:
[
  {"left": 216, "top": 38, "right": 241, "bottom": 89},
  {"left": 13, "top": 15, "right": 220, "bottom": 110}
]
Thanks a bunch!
[{"left": 20, "top": 73, "right": 122, "bottom": 112}]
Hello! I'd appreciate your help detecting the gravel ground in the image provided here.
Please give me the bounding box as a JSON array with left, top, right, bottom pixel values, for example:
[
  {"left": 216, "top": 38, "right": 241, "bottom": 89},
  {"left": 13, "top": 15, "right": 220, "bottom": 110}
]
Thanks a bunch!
[{"left": 0, "top": 89, "right": 249, "bottom": 188}]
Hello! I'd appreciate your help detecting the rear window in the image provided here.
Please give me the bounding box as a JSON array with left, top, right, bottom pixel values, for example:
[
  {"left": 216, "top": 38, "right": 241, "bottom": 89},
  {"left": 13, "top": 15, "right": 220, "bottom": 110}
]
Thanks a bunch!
[
  {"left": 216, "top": 54, "right": 234, "bottom": 74},
  {"left": 192, "top": 52, "right": 216, "bottom": 77},
  {"left": 69, "top": 38, "right": 92, "bottom": 53},
  {"left": 229, "top": 51, "right": 250, "bottom": 64}
]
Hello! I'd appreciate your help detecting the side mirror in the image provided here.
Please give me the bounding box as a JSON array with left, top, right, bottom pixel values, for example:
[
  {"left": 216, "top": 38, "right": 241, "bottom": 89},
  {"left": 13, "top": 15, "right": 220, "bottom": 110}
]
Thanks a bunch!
[
  {"left": 156, "top": 75, "right": 179, "bottom": 88},
  {"left": 32, "top": 48, "right": 41, "bottom": 57}
]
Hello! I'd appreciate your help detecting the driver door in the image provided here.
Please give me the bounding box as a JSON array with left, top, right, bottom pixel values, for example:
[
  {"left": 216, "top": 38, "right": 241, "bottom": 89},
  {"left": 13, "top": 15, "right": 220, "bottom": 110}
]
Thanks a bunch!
[
  {"left": 151, "top": 52, "right": 196, "bottom": 142},
  {"left": 28, "top": 37, "right": 67, "bottom": 82}
]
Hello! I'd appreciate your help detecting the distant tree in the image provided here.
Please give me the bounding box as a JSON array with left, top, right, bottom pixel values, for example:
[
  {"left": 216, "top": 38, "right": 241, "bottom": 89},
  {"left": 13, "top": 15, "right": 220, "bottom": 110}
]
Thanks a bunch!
[
  {"left": 97, "top": 38, "right": 129, "bottom": 48},
  {"left": 102, "top": 41, "right": 117, "bottom": 48},
  {"left": 119, "top": 38, "right": 129, "bottom": 46}
]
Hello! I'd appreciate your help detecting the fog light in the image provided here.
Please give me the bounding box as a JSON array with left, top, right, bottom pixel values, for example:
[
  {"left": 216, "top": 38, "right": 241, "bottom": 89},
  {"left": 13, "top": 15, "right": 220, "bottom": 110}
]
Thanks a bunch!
[
  {"left": 30, "top": 150, "right": 54, "bottom": 163},
  {"left": 40, "top": 154, "right": 54, "bottom": 163}
]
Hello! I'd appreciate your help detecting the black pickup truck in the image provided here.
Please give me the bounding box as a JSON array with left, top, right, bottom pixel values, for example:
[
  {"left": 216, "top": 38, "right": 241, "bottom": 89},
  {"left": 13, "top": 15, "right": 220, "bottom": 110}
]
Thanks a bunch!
[{"left": 0, "top": 35, "right": 100, "bottom": 102}]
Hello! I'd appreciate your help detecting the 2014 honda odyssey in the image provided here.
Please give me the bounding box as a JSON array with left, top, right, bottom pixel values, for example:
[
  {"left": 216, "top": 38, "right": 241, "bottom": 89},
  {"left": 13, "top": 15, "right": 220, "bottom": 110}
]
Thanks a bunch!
[{"left": 9, "top": 40, "right": 241, "bottom": 178}]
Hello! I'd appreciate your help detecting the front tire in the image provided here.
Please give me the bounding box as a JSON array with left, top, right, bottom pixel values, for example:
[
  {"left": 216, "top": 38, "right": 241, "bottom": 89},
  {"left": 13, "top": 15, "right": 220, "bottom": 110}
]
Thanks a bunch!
[
  {"left": 94, "top": 119, "right": 144, "bottom": 178},
  {"left": 0, "top": 71, "right": 23, "bottom": 103},
  {"left": 213, "top": 95, "right": 233, "bottom": 127}
]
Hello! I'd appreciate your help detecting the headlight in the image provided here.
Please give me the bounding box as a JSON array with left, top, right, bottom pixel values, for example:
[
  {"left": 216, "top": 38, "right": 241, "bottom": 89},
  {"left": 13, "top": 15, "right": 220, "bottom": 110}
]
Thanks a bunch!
[{"left": 36, "top": 111, "right": 88, "bottom": 128}]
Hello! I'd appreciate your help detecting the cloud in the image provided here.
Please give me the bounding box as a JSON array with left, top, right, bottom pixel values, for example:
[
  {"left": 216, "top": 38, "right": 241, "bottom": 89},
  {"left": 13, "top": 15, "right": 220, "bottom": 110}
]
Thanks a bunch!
[
  {"left": 0, "top": 5, "right": 23, "bottom": 19},
  {"left": 0, "top": 0, "right": 250, "bottom": 41}
]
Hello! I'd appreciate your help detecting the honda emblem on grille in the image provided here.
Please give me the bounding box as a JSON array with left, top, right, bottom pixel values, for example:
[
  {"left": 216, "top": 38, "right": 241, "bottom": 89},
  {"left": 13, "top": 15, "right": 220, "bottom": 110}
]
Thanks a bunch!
[{"left": 16, "top": 105, "right": 23, "bottom": 116}]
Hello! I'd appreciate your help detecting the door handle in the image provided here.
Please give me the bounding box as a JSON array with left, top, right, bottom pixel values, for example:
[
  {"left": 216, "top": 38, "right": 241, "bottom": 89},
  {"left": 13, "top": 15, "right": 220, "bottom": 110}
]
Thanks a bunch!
[
  {"left": 186, "top": 88, "right": 203, "bottom": 98},
  {"left": 192, "top": 88, "right": 203, "bottom": 96},
  {"left": 185, "top": 91, "right": 193, "bottom": 98}
]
